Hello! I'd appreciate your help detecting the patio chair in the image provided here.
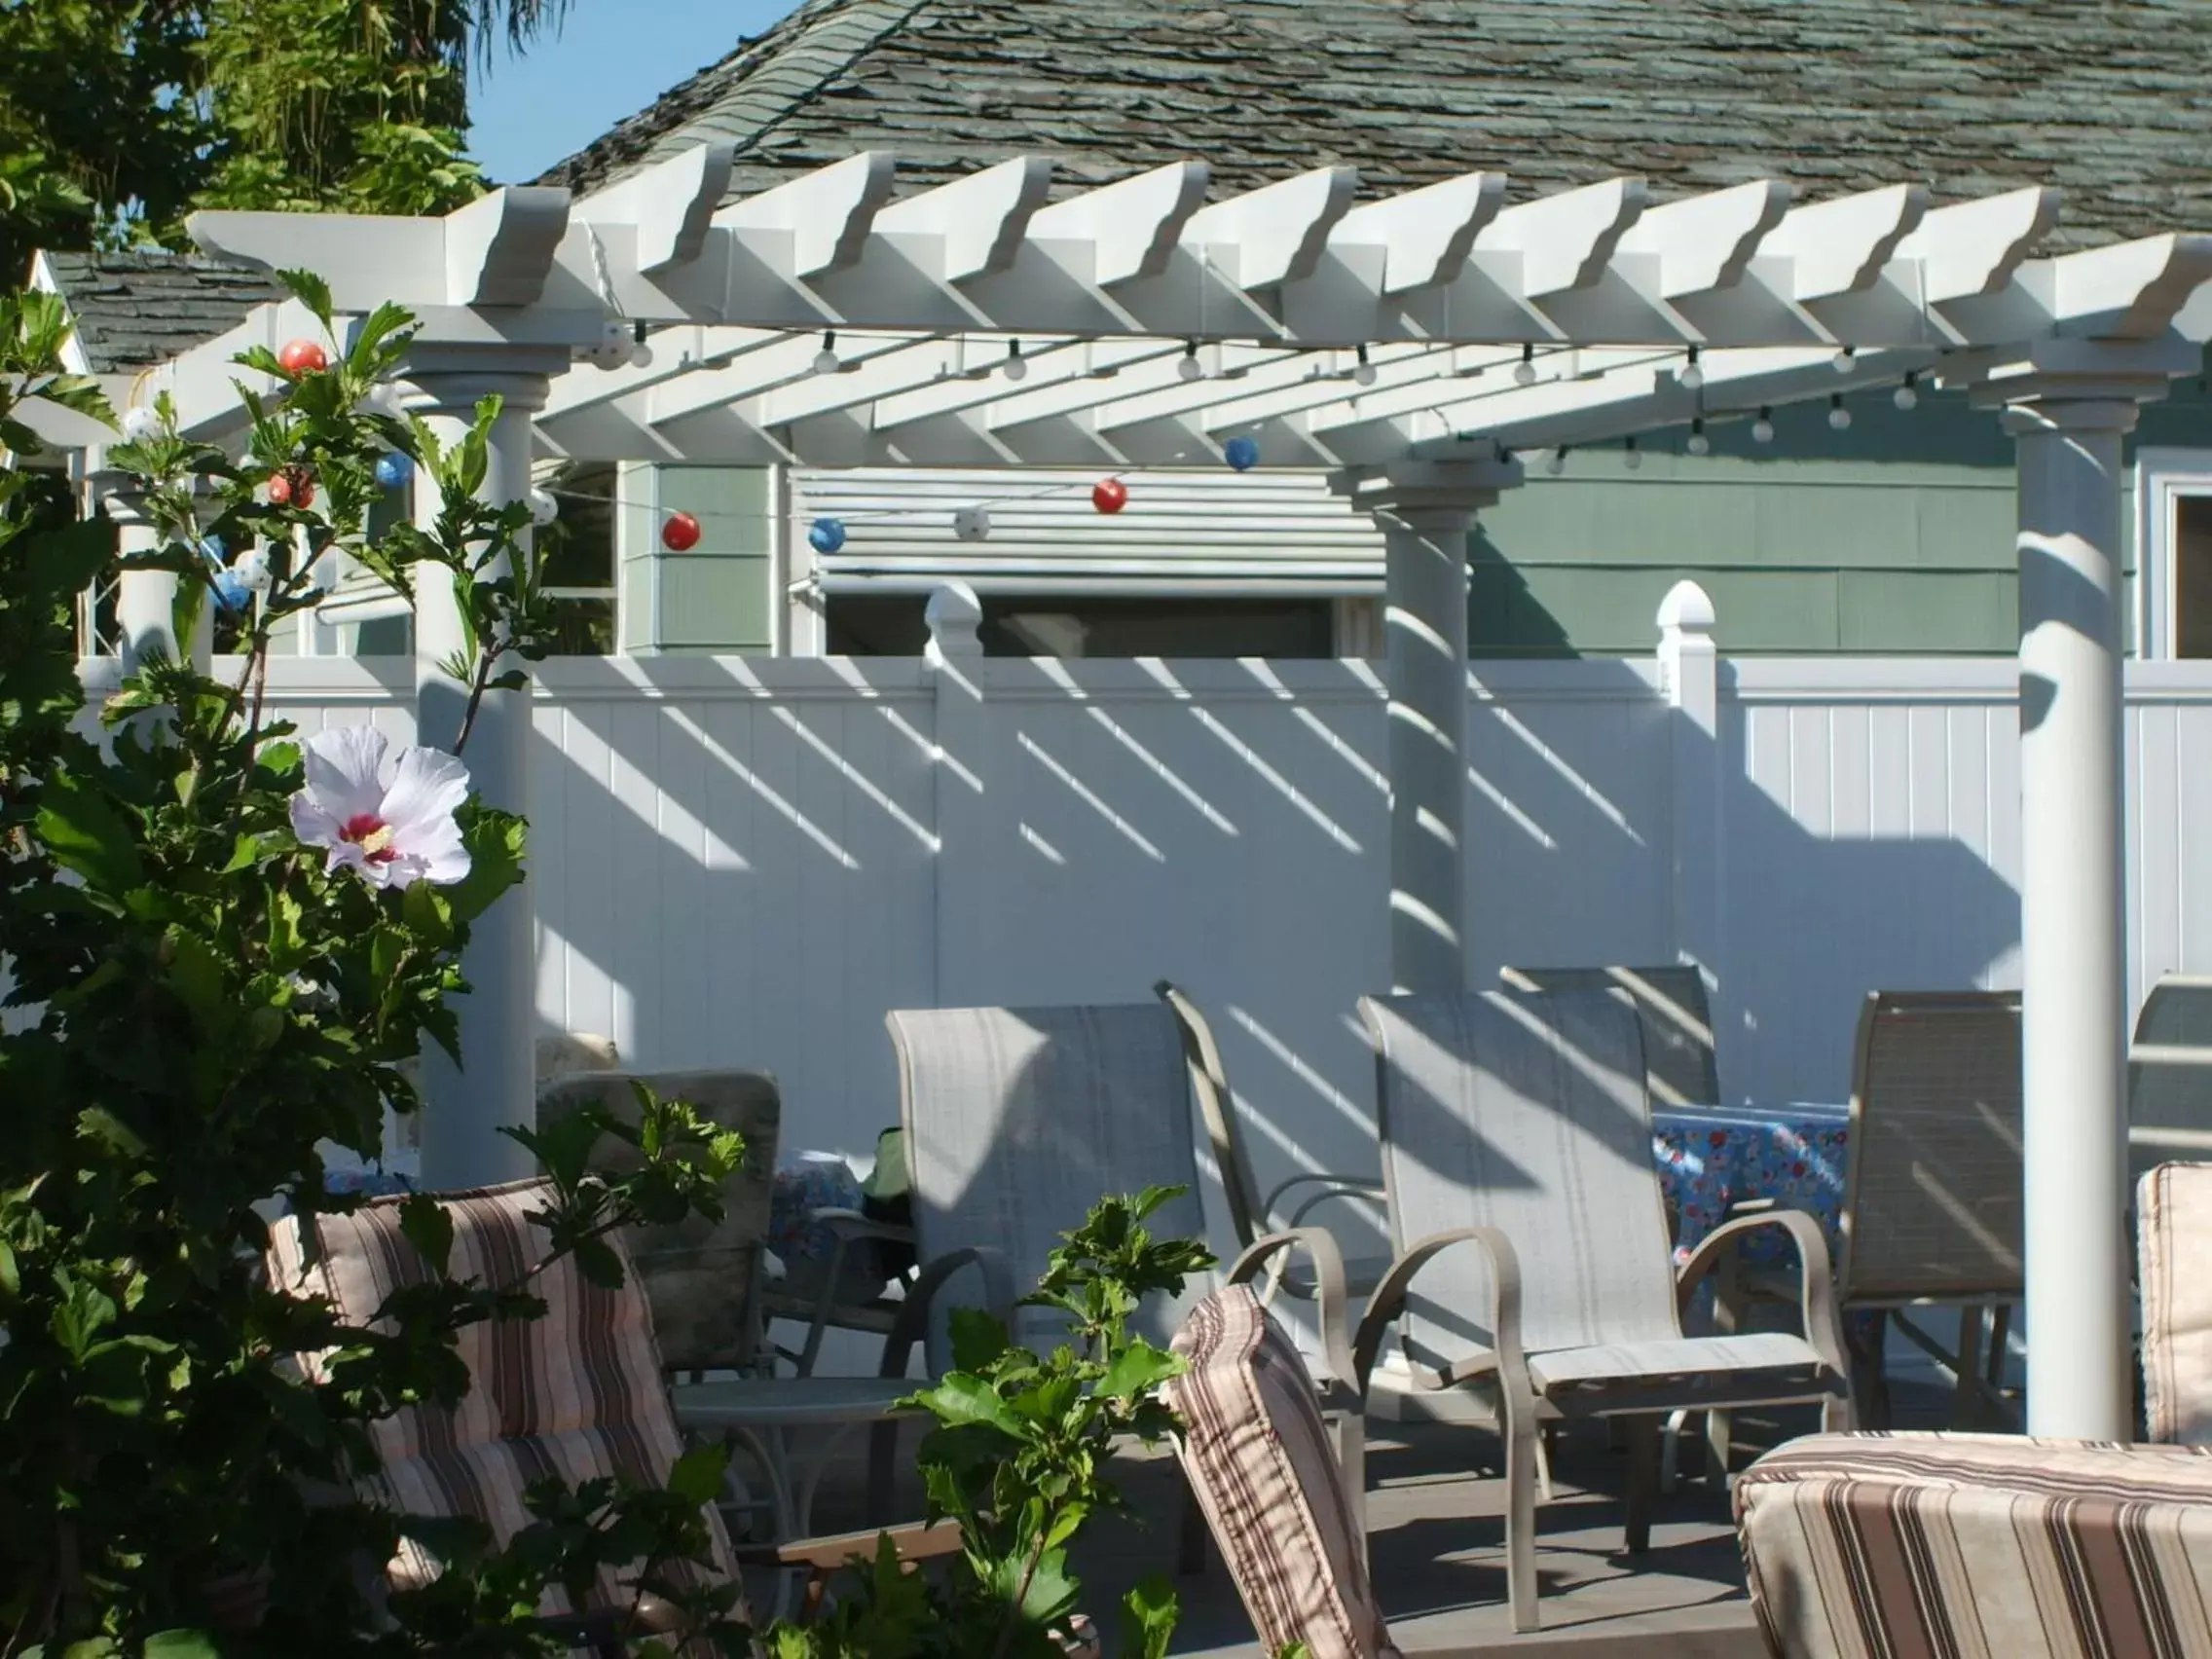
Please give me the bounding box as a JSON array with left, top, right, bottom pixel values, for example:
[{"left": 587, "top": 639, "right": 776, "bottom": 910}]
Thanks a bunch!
[
  {"left": 1497, "top": 965, "right": 1720, "bottom": 1109},
  {"left": 2139, "top": 1161, "right": 2212, "bottom": 1446},
  {"left": 1155, "top": 980, "right": 1390, "bottom": 1297},
  {"left": 265, "top": 1177, "right": 963, "bottom": 1650},
  {"left": 1737, "top": 1431, "right": 2212, "bottom": 1659},
  {"left": 1355, "top": 985, "right": 1847, "bottom": 1634},
  {"left": 879, "top": 1000, "right": 1362, "bottom": 1547},
  {"left": 1833, "top": 990, "right": 2023, "bottom": 1430},
  {"left": 2129, "top": 977, "right": 2212, "bottom": 1198}
]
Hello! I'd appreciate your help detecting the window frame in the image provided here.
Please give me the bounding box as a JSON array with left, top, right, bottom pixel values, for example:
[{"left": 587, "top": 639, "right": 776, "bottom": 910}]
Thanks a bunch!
[{"left": 2136, "top": 448, "right": 2212, "bottom": 659}]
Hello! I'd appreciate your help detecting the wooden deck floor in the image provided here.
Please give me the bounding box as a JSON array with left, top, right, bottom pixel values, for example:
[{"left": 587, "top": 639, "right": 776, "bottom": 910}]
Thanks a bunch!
[{"left": 747, "top": 1367, "right": 1980, "bottom": 1656}]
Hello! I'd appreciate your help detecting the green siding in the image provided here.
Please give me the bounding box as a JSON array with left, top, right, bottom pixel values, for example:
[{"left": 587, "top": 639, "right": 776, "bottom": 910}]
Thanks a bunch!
[
  {"left": 1473, "top": 377, "right": 2212, "bottom": 656},
  {"left": 630, "top": 465, "right": 776, "bottom": 654}
]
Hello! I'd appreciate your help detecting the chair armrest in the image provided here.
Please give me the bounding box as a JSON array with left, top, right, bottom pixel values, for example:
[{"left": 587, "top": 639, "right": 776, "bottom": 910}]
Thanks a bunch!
[
  {"left": 807, "top": 1206, "right": 918, "bottom": 1248},
  {"left": 1676, "top": 1208, "right": 1845, "bottom": 1382},
  {"left": 728, "top": 1519, "right": 963, "bottom": 1572},
  {"left": 1226, "top": 1227, "right": 1354, "bottom": 1393},
  {"left": 878, "top": 1245, "right": 1015, "bottom": 1381},
  {"left": 1351, "top": 1225, "right": 1529, "bottom": 1403},
  {"left": 1261, "top": 1172, "right": 1386, "bottom": 1233}
]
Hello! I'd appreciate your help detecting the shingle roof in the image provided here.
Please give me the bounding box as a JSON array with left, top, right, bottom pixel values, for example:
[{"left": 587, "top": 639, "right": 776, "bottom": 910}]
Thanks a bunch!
[
  {"left": 540, "top": 0, "right": 2212, "bottom": 253},
  {"left": 39, "top": 250, "right": 291, "bottom": 375}
]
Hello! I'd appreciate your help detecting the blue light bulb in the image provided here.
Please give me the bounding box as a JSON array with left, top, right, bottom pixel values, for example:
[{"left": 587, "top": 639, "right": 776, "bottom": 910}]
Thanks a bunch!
[
  {"left": 373, "top": 452, "right": 415, "bottom": 491},
  {"left": 808, "top": 517, "right": 847, "bottom": 555},
  {"left": 1224, "top": 434, "right": 1261, "bottom": 472}
]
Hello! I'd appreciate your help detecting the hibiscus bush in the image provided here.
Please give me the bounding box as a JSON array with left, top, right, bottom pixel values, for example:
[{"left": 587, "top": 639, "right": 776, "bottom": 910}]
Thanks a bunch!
[{"left": 0, "top": 281, "right": 750, "bottom": 1655}]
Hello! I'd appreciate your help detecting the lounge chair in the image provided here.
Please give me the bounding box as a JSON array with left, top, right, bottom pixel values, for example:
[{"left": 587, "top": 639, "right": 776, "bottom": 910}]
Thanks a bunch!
[
  {"left": 880, "top": 1000, "right": 1361, "bottom": 1545},
  {"left": 1355, "top": 985, "right": 1847, "bottom": 1632},
  {"left": 1498, "top": 965, "right": 1720, "bottom": 1109}
]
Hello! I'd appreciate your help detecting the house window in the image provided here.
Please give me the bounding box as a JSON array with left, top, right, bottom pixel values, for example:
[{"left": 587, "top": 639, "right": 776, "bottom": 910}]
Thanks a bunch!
[
  {"left": 2136, "top": 451, "right": 2212, "bottom": 658},
  {"left": 537, "top": 462, "right": 617, "bottom": 654},
  {"left": 825, "top": 593, "right": 1338, "bottom": 658}
]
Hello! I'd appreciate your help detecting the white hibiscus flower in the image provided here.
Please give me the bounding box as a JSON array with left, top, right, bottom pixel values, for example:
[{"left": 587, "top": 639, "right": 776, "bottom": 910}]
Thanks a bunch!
[{"left": 288, "top": 727, "right": 471, "bottom": 890}]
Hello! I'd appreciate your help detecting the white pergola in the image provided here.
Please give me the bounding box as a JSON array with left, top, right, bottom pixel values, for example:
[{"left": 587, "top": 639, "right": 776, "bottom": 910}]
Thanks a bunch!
[{"left": 98, "top": 142, "right": 2212, "bottom": 1444}]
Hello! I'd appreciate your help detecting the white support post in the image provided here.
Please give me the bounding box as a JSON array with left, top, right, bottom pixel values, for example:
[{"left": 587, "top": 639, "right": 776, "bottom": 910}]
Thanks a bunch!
[
  {"left": 1335, "top": 457, "right": 1519, "bottom": 994},
  {"left": 406, "top": 367, "right": 552, "bottom": 1191},
  {"left": 925, "top": 582, "right": 986, "bottom": 1008},
  {"left": 102, "top": 482, "right": 210, "bottom": 673},
  {"left": 1658, "top": 580, "right": 1724, "bottom": 1095},
  {"left": 1972, "top": 341, "right": 2191, "bottom": 1440}
]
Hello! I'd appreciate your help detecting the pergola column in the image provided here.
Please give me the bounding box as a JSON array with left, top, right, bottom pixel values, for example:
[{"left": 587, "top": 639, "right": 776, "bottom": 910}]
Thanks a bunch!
[
  {"left": 1970, "top": 339, "right": 2194, "bottom": 1439},
  {"left": 404, "top": 365, "right": 553, "bottom": 1190},
  {"left": 1335, "top": 456, "right": 1520, "bottom": 994},
  {"left": 100, "top": 478, "right": 211, "bottom": 674}
]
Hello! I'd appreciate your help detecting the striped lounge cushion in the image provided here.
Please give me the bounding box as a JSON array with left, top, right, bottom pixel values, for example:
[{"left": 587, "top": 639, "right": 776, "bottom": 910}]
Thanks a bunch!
[
  {"left": 1168, "top": 1286, "right": 1397, "bottom": 1659},
  {"left": 2140, "top": 1161, "right": 2212, "bottom": 1446},
  {"left": 268, "top": 1178, "right": 743, "bottom": 1624},
  {"left": 1735, "top": 1431, "right": 2212, "bottom": 1659}
]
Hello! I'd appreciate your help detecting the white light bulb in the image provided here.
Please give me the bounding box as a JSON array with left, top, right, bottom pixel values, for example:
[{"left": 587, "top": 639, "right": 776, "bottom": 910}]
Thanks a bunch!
[
  {"left": 1685, "top": 430, "right": 1711, "bottom": 457},
  {"left": 1002, "top": 353, "right": 1028, "bottom": 383},
  {"left": 232, "top": 548, "right": 273, "bottom": 592},
  {"left": 1177, "top": 353, "right": 1203, "bottom": 383},
  {"left": 120, "top": 407, "right": 161, "bottom": 443},
  {"left": 1679, "top": 361, "right": 1705, "bottom": 391},
  {"left": 813, "top": 348, "right": 840, "bottom": 376},
  {"left": 630, "top": 341, "right": 655, "bottom": 369},
  {"left": 1514, "top": 356, "right": 1537, "bottom": 387},
  {"left": 1828, "top": 401, "right": 1853, "bottom": 430},
  {"left": 1352, "top": 359, "right": 1378, "bottom": 387},
  {"left": 1832, "top": 347, "right": 1858, "bottom": 374},
  {"left": 1623, "top": 442, "right": 1642, "bottom": 471},
  {"left": 1545, "top": 449, "right": 1567, "bottom": 476},
  {"left": 1893, "top": 380, "right": 1919, "bottom": 411},
  {"left": 1751, "top": 413, "right": 1776, "bottom": 444},
  {"left": 954, "top": 505, "right": 992, "bottom": 541},
  {"left": 528, "top": 488, "right": 559, "bottom": 527}
]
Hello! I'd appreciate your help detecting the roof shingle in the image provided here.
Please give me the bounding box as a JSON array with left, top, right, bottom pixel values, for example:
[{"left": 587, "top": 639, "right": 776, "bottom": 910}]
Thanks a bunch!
[
  {"left": 539, "top": 0, "right": 2212, "bottom": 252},
  {"left": 39, "top": 250, "right": 290, "bottom": 376}
]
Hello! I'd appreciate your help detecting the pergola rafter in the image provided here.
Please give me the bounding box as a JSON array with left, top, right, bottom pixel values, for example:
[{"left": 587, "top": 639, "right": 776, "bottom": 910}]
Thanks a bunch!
[{"left": 81, "top": 140, "right": 2212, "bottom": 1455}]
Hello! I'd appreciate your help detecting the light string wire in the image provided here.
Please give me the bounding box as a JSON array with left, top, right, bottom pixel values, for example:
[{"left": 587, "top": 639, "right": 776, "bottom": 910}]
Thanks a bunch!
[{"left": 544, "top": 463, "right": 1155, "bottom": 529}]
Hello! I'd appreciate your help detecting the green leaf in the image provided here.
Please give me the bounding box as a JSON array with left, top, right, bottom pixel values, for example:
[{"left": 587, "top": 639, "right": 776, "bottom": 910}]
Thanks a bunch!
[
  {"left": 77, "top": 1107, "right": 147, "bottom": 1159},
  {"left": 397, "top": 1193, "right": 454, "bottom": 1273},
  {"left": 667, "top": 1442, "right": 727, "bottom": 1507},
  {"left": 947, "top": 1307, "right": 1010, "bottom": 1374},
  {"left": 162, "top": 927, "right": 231, "bottom": 1033},
  {"left": 279, "top": 270, "right": 335, "bottom": 331},
  {"left": 571, "top": 1235, "right": 626, "bottom": 1290},
  {"left": 911, "top": 1373, "right": 1029, "bottom": 1442},
  {"left": 1121, "top": 1577, "right": 1180, "bottom": 1659},
  {"left": 400, "top": 878, "right": 454, "bottom": 946},
  {"left": 34, "top": 774, "right": 144, "bottom": 894},
  {"left": 144, "top": 1631, "right": 222, "bottom": 1659},
  {"left": 1097, "top": 1339, "right": 1183, "bottom": 1402},
  {"left": 0, "top": 1240, "right": 18, "bottom": 1300}
]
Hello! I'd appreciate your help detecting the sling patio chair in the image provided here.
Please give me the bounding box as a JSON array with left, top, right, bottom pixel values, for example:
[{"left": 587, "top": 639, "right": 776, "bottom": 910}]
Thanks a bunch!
[
  {"left": 1355, "top": 985, "right": 1848, "bottom": 1633},
  {"left": 266, "top": 1177, "right": 962, "bottom": 1652},
  {"left": 1156, "top": 979, "right": 1391, "bottom": 1298},
  {"left": 880, "top": 1000, "right": 1362, "bottom": 1552},
  {"left": 2139, "top": 1160, "right": 2212, "bottom": 1447},
  {"left": 1833, "top": 990, "right": 2023, "bottom": 1430},
  {"left": 1497, "top": 965, "right": 1721, "bottom": 1110},
  {"left": 2130, "top": 977, "right": 2212, "bottom": 1201}
]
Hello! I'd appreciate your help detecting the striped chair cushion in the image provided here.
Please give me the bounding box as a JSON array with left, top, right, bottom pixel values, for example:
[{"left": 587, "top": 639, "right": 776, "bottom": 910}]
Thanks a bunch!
[
  {"left": 1168, "top": 1287, "right": 1398, "bottom": 1659},
  {"left": 268, "top": 1179, "right": 742, "bottom": 1622},
  {"left": 1736, "top": 1431, "right": 2212, "bottom": 1659},
  {"left": 2141, "top": 1161, "right": 2212, "bottom": 1446}
]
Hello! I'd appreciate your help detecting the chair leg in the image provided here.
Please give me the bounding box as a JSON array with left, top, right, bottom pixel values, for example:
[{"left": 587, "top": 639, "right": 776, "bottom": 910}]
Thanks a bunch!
[
  {"left": 1335, "top": 1409, "right": 1370, "bottom": 1551},
  {"left": 1622, "top": 1416, "right": 1659, "bottom": 1556},
  {"left": 865, "top": 1418, "right": 901, "bottom": 1527},
  {"left": 1535, "top": 1420, "right": 1557, "bottom": 1502},
  {"left": 1847, "top": 1310, "right": 1892, "bottom": 1431},
  {"left": 1703, "top": 1409, "right": 1733, "bottom": 1489},
  {"left": 1503, "top": 1395, "right": 1541, "bottom": 1634},
  {"left": 1985, "top": 1304, "right": 2014, "bottom": 1423}
]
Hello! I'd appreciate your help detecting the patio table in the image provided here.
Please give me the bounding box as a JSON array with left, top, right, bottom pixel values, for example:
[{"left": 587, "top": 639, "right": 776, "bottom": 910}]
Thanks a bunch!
[{"left": 1650, "top": 1103, "right": 1852, "bottom": 1271}]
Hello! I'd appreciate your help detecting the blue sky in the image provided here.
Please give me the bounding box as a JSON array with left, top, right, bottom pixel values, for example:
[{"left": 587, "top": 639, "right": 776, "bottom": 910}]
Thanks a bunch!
[{"left": 466, "top": 0, "right": 800, "bottom": 185}]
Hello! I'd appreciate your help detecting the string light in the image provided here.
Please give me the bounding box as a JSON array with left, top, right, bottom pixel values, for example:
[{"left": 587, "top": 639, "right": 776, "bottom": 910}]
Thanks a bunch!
[
  {"left": 1678, "top": 346, "right": 1704, "bottom": 392},
  {"left": 1351, "top": 345, "right": 1378, "bottom": 387},
  {"left": 1546, "top": 445, "right": 1569, "bottom": 476},
  {"left": 1224, "top": 435, "right": 1261, "bottom": 471},
  {"left": 1685, "top": 418, "right": 1710, "bottom": 458},
  {"left": 1002, "top": 340, "right": 1028, "bottom": 383},
  {"left": 1091, "top": 477, "right": 1128, "bottom": 514},
  {"left": 528, "top": 488, "right": 560, "bottom": 528},
  {"left": 1177, "top": 341, "right": 1202, "bottom": 383},
  {"left": 660, "top": 511, "right": 702, "bottom": 552},
  {"left": 1751, "top": 407, "right": 1776, "bottom": 444},
  {"left": 808, "top": 517, "right": 847, "bottom": 554},
  {"left": 1828, "top": 392, "right": 1853, "bottom": 430},
  {"left": 1514, "top": 343, "right": 1537, "bottom": 387},
  {"left": 1623, "top": 435, "right": 1641, "bottom": 470},
  {"left": 120, "top": 407, "right": 161, "bottom": 443},
  {"left": 812, "top": 331, "right": 841, "bottom": 376},
  {"left": 373, "top": 453, "right": 413, "bottom": 492},
  {"left": 953, "top": 504, "right": 992, "bottom": 541},
  {"left": 1832, "top": 345, "right": 1858, "bottom": 374},
  {"left": 1893, "top": 371, "right": 1920, "bottom": 411},
  {"left": 630, "top": 320, "right": 654, "bottom": 370}
]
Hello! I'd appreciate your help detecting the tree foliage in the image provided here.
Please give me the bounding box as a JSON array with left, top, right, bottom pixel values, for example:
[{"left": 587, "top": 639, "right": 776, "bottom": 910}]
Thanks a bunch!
[{"left": 0, "top": 0, "right": 571, "bottom": 277}]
